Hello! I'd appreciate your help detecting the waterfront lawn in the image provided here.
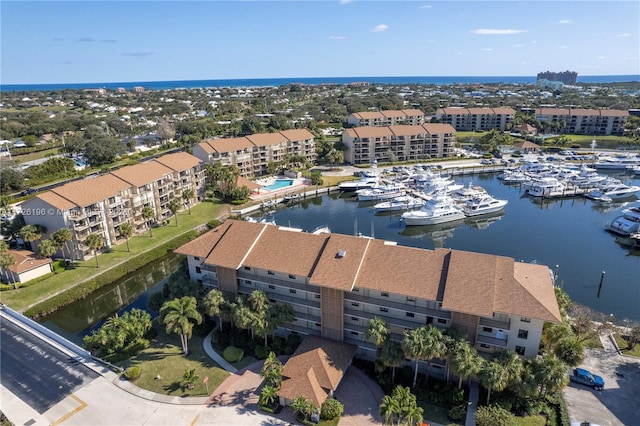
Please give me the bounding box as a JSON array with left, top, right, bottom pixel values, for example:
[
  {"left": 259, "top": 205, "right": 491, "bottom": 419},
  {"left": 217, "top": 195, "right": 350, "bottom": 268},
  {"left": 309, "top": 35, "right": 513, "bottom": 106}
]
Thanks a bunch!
[
  {"left": 117, "top": 322, "right": 230, "bottom": 397},
  {"left": 613, "top": 333, "right": 640, "bottom": 357},
  {"left": 0, "top": 200, "right": 227, "bottom": 312}
]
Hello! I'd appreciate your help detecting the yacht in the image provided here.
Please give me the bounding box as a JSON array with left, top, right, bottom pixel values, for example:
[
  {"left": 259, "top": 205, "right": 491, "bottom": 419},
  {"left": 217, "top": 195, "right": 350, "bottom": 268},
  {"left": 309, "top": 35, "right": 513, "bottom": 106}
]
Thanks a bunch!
[
  {"left": 356, "top": 183, "right": 406, "bottom": 201},
  {"left": 462, "top": 194, "right": 508, "bottom": 217},
  {"left": 585, "top": 183, "right": 640, "bottom": 200},
  {"left": 450, "top": 181, "right": 487, "bottom": 204},
  {"left": 339, "top": 175, "right": 379, "bottom": 192},
  {"left": 373, "top": 195, "right": 426, "bottom": 212},
  {"left": 607, "top": 206, "right": 640, "bottom": 236},
  {"left": 525, "top": 177, "right": 567, "bottom": 198},
  {"left": 594, "top": 155, "right": 640, "bottom": 170},
  {"left": 401, "top": 195, "right": 465, "bottom": 226}
]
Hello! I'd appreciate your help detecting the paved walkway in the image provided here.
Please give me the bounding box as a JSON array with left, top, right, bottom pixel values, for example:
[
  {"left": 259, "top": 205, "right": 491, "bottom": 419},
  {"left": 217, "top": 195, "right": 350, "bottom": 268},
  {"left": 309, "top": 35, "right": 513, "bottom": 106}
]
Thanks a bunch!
[{"left": 464, "top": 381, "right": 480, "bottom": 426}]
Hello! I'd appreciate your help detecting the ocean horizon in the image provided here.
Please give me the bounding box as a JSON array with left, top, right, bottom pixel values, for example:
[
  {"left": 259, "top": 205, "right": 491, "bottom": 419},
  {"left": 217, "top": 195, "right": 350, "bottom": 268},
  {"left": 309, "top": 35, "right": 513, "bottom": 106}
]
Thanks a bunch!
[{"left": 2, "top": 75, "right": 639, "bottom": 92}]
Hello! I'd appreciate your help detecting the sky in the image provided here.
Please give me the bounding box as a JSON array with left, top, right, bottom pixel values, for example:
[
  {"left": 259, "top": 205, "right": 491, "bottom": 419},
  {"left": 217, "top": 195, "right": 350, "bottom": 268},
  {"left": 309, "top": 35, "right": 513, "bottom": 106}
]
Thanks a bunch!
[{"left": 1, "top": 0, "right": 639, "bottom": 84}]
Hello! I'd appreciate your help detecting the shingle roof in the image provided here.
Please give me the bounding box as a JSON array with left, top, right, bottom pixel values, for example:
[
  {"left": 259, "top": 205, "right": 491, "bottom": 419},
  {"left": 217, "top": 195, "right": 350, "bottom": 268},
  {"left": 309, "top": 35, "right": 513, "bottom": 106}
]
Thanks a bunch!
[
  {"left": 7, "top": 250, "right": 52, "bottom": 274},
  {"left": 346, "top": 127, "right": 393, "bottom": 138},
  {"left": 278, "top": 335, "right": 357, "bottom": 407},
  {"left": 154, "top": 152, "right": 202, "bottom": 171},
  {"left": 422, "top": 123, "right": 456, "bottom": 134},
  {"left": 34, "top": 191, "right": 77, "bottom": 211},
  {"left": 51, "top": 174, "right": 130, "bottom": 208},
  {"left": 174, "top": 220, "right": 235, "bottom": 258},
  {"left": 310, "top": 234, "right": 370, "bottom": 291},
  {"left": 390, "top": 125, "right": 426, "bottom": 136},
  {"left": 111, "top": 161, "right": 173, "bottom": 187},
  {"left": 246, "top": 132, "right": 288, "bottom": 147},
  {"left": 204, "top": 137, "right": 254, "bottom": 153},
  {"left": 280, "top": 128, "right": 315, "bottom": 141}
]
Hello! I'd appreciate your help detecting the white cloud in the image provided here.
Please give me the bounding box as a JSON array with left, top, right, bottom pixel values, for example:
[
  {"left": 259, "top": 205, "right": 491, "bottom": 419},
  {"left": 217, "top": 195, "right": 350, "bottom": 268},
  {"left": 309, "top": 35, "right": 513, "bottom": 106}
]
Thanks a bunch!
[
  {"left": 514, "top": 44, "right": 525, "bottom": 48},
  {"left": 557, "top": 19, "right": 572, "bottom": 24},
  {"left": 419, "top": 4, "right": 432, "bottom": 9},
  {"left": 481, "top": 48, "right": 494, "bottom": 51},
  {"left": 329, "top": 35, "right": 347, "bottom": 40},
  {"left": 471, "top": 29, "right": 527, "bottom": 35},
  {"left": 616, "top": 33, "right": 631, "bottom": 37},
  {"left": 371, "top": 24, "right": 388, "bottom": 32}
]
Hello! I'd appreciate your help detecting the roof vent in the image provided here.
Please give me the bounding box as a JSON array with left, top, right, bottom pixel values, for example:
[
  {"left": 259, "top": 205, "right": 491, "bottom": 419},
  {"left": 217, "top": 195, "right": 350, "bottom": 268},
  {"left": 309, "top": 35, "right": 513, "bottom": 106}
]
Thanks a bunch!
[{"left": 336, "top": 250, "right": 347, "bottom": 259}]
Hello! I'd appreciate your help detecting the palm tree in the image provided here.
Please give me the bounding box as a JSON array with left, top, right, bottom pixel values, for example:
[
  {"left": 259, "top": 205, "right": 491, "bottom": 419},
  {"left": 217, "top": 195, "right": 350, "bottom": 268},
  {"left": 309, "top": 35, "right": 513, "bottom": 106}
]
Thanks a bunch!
[
  {"left": 202, "top": 288, "right": 225, "bottom": 330},
  {"left": 291, "top": 396, "right": 314, "bottom": 421},
  {"left": 141, "top": 205, "right": 155, "bottom": 237},
  {"left": 160, "top": 296, "right": 202, "bottom": 355},
  {"left": 0, "top": 251, "right": 16, "bottom": 288},
  {"left": 19, "top": 224, "right": 40, "bottom": 251},
  {"left": 379, "top": 339, "right": 405, "bottom": 383},
  {"left": 182, "top": 188, "right": 194, "bottom": 214},
  {"left": 38, "top": 239, "right": 57, "bottom": 259},
  {"left": 118, "top": 222, "right": 134, "bottom": 252},
  {"left": 183, "top": 368, "right": 199, "bottom": 389},
  {"left": 479, "top": 359, "right": 508, "bottom": 405},
  {"left": 422, "top": 325, "right": 446, "bottom": 382},
  {"left": 168, "top": 199, "right": 180, "bottom": 226},
  {"left": 554, "top": 337, "right": 585, "bottom": 366},
  {"left": 379, "top": 393, "right": 399, "bottom": 425},
  {"left": 365, "top": 317, "right": 390, "bottom": 355},
  {"left": 52, "top": 228, "right": 72, "bottom": 259},
  {"left": 496, "top": 350, "right": 523, "bottom": 387},
  {"left": 260, "top": 351, "right": 283, "bottom": 388},
  {"left": 532, "top": 354, "right": 569, "bottom": 398},
  {"left": 402, "top": 327, "right": 426, "bottom": 389},
  {"left": 450, "top": 341, "right": 482, "bottom": 389},
  {"left": 542, "top": 322, "right": 573, "bottom": 351},
  {"left": 259, "top": 385, "right": 278, "bottom": 407},
  {"left": 84, "top": 233, "right": 104, "bottom": 268}
]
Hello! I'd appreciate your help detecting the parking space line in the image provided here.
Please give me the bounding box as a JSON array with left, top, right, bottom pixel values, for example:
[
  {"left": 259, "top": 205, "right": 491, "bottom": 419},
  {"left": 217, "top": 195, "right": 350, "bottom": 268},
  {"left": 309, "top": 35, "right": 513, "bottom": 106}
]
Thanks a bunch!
[
  {"left": 190, "top": 414, "right": 199, "bottom": 426},
  {"left": 51, "top": 394, "right": 87, "bottom": 426}
]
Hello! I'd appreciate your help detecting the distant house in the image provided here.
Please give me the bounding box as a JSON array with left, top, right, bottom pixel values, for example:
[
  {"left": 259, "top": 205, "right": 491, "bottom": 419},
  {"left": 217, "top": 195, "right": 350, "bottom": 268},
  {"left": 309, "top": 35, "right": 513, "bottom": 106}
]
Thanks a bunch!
[
  {"left": 514, "top": 141, "right": 541, "bottom": 153},
  {"left": 2, "top": 250, "right": 53, "bottom": 285},
  {"left": 514, "top": 123, "right": 538, "bottom": 135}
]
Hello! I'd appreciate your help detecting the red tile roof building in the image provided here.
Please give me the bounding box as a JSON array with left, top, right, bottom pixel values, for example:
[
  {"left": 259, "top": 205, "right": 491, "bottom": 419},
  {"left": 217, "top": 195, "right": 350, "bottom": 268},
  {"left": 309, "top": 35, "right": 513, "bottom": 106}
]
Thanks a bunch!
[
  {"left": 435, "top": 107, "right": 516, "bottom": 131},
  {"left": 534, "top": 108, "right": 628, "bottom": 136}
]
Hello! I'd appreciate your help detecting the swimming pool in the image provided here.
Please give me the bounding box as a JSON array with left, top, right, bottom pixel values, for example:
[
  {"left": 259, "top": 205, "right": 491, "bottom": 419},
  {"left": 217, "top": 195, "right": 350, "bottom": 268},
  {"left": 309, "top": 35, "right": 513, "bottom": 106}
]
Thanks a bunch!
[{"left": 262, "top": 179, "right": 294, "bottom": 191}]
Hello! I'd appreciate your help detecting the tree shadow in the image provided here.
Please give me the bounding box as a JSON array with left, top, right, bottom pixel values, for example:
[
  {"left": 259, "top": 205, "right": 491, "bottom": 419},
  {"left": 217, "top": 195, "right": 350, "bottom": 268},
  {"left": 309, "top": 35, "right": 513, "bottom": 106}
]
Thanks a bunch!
[{"left": 163, "top": 381, "right": 183, "bottom": 394}]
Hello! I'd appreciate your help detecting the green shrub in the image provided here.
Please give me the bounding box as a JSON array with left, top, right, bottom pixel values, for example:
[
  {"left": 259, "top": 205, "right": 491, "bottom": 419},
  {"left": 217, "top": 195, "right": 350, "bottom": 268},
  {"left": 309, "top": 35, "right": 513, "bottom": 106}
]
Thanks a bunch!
[
  {"left": 448, "top": 404, "right": 467, "bottom": 421},
  {"left": 254, "top": 345, "right": 270, "bottom": 360},
  {"left": 475, "top": 405, "right": 517, "bottom": 426},
  {"left": 223, "top": 346, "right": 244, "bottom": 362},
  {"left": 206, "top": 219, "right": 222, "bottom": 229},
  {"left": 124, "top": 366, "right": 141, "bottom": 380},
  {"left": 320, "top": 398, "right": 344, "bottom": 420}
]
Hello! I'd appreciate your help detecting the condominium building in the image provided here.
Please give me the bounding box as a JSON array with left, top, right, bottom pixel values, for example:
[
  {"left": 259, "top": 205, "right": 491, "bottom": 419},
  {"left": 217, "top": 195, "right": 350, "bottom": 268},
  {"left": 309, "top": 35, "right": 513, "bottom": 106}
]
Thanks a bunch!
[
  {"left": 342, "top": 124, "right": 456, "bottom": 165},
  {"left": 20, "top": 152, "right": 206, "bottom": 260},
  {"left": 534, "top": 108, "right": 628, "bottom": 136},
  {"left": 347, "top": 109, "right": 427, "bottom": 127},
  {"left": 176, "top": 220, "right": 562, "bottom": 371},
  {"left": 192, "top": 129, "right": 316, "bottom": 178},
  {"left": 435, "top": 107, "right": 516, "bottom": 131}
]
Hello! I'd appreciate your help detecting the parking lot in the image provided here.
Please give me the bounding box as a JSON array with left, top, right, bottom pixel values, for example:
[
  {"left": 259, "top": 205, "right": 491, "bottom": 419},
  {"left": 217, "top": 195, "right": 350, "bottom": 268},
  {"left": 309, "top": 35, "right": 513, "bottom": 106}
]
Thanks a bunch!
[{"left": 564, "top": 347, "right": 640, "bottom": 426}]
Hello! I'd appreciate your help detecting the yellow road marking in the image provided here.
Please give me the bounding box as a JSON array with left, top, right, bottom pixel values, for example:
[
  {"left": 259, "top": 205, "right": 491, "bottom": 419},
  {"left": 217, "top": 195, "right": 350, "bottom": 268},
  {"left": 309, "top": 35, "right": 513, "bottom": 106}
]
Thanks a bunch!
[
  {"left": 190, "top": 414, "right": 200, "bottom": 426},
  {"left": 51, "top": 394, "right": 87, "bottom": 426}
]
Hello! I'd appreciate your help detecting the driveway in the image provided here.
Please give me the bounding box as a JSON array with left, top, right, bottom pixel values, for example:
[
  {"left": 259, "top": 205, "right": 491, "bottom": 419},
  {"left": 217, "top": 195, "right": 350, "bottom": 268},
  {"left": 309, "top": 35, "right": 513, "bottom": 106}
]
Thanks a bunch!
[{"left": 563, "top": 344, "right": 640, "bottom": 426}]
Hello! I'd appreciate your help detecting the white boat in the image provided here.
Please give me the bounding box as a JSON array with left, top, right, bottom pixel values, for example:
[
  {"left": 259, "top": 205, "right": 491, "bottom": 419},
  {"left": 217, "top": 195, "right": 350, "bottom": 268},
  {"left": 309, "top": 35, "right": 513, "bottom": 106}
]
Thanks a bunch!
[
  {"left": 500, "top": 171, "right": 529, "bottom": 184},
  {"left": 594, "top": 155, "right": 640, "bottom": 170},
  {"left": 525, "top": 177, "right": 567, "bottom": 197},
  {"left": 373, "top": 195, "right": 426, "bottom": 212},
  {"left": 450, "top": 181, "right": 487, "bottom": 204},
  {"left": 585, "top": 183, "right": 640, "bottom": 200},
  {"left": 607, "top": 206, "right": 640, "bottom": 236},
  {"left": 356, "top": 183, "right": 406, "bottom": 201},
  {"left": 339, "top": 175, "right": 379, "bottom": 192},
  {"left": 311, "top": 226, "right": 331, "bottom": 235},
  {"left": 401, "top": 195, "right": 465, "bottom": 226},
  {"left": 462, "top": 194, "right": 508, "bottom": 217}
]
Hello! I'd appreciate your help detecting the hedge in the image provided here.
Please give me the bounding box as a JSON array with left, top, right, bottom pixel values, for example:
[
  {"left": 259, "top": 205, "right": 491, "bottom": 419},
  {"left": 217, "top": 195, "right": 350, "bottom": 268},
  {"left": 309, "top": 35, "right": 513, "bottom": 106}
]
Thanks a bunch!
[
  {"left": 223, "top": 346, "right": 244, "bottom": 362},
  {"left": 24, "top": 230, "right": 199, "bottom": 320},
  {"left": 124, "top": 366, "right": 141, "bottom": 380}
]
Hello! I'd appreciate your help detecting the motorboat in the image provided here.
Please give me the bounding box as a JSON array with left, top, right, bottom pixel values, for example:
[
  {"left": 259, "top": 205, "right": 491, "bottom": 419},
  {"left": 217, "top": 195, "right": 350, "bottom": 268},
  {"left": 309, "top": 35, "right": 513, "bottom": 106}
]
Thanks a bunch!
[
  {"left": 401, "top": 195, "right": 465, "bottom": 226},
  {"left": 356, "top": 183, "right": 406, "bottom": 201},
  {"left": 339, "top": 175, "right": 379, "bottom": 192},
  {"left": 585, "top": 183, "right": 640, "bottom": 200},
  {"left": 607, "top": 206, "right": 640, "bottom": 236},
  {"left": 525, "top": 177, "right": 567, "bottom": 197},
  {"left": 499, "top": 171, "right": 529, "bottom": 184},
  {"left": 594, "top": 155, "right": 640, "bottom": 170},
  {"left": 450, "top": 181, "right": 487, "bottom": 204},
  {"left": 462, "top": 194, "right": 508, "bottom": 217},
  {"left": 373, "top": 195, "right": 426, "bottom": 212}
]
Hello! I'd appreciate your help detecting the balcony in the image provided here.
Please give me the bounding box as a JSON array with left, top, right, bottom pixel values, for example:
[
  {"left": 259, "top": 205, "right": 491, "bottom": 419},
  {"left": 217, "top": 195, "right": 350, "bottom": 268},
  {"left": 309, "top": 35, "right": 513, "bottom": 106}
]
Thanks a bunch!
[
  {"left": 479, "top": 316, "right": 510, "bottom": 330},
  {"left": 345, "top": 293, "right": 451, "bottom": 321},
  {"left": 476, "top": 333, "right": 508, "bottom": 348}
]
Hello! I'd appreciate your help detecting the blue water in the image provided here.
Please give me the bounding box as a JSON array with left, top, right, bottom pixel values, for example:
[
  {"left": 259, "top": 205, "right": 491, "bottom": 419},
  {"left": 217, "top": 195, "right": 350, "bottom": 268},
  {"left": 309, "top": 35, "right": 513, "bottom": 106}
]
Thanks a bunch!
[
  {"left": 260, "top": 171, "right": 640, "bottom": 322},
  {"left": 262, "top": 179, "right": 294, "bottom": 191},
  {"left": 2, "top": 75, "right": 638, "bottom": 92}
]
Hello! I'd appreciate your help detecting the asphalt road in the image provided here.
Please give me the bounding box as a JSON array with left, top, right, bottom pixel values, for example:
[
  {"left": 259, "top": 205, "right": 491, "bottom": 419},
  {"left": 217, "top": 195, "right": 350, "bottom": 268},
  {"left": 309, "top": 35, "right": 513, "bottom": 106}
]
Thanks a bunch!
[{"left": 0, "top": 318, "right": 99, "bottom": 414}]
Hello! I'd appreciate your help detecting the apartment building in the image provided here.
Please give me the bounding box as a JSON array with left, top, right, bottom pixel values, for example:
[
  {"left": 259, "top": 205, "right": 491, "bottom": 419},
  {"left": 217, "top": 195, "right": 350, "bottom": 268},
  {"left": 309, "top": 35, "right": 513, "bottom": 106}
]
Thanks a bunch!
[
  {"left": 534, "top": 108, "right": 628, "bottom": 136},
  {"left": 342, "top": 124, "right": 456, "bottom": 165},
  {"left": 192, "top": 129, "right": 316, "bottom": 178},
  {"left": 435, "top": 107, "right": 516, "bottom": 131},
  {"left": 176, "top": 220, "right": 562, "bottom": 373},
  {"left": 347, "top": 109, "right": 427, "bottom": 127},
  {"left": 20, "top": 152, "right": 205, "bottom": 260}
]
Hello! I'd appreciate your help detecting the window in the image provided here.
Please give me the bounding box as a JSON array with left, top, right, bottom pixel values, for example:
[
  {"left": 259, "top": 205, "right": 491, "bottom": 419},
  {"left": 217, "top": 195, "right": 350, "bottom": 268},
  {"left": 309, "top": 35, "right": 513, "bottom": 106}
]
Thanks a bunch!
[
  {"left": 350, "top": 331, "right": 359, "bottom": 336},
  {"left": 437, "top": 318, "right": 447, "bottom": 324},
  {"left": 353, "top": 288, "right": 359, "bottom": 292},
  {"left": 268, "top": 284, "right": 275, "bottom": 290},
  {"left": 480, "top": 344, "right": 490, "bottom": 348},
  {"left": 406, "top": 312, "right": 415, "bottom": 318},
  {"left": 351, "top": 317, "right": 358, "bottom": 321},
  {"left": 288, "top": 274, "right": 296, "bottom": 279},
  {"left": 315, "top": 294, "right": 321, "bottom": 299},
  {"left": 381, "top": 292, "right": 389, "bottom": 297},
  {"left": 515, "top": 346, "right": 526, "bottom": 356},
  {"left": 406, "top": 296, "right": 416, "bottom": 302},
  {"left": 520, "top": 317, "right": 531, "bottom": 323},
  {"left": 195, "top": 266, "right": 201, "bottom": 274},
  {"left": 518, "top": 329, "right": 529, "bottom": 340},
  {"left": 380, "top": 307, "right": 389, "bottom": 313},
  {"left": 243, "top": 266, "right": 250, "bottom": 271},
  {"left": 289, "top": 289, "right": 297, "bottom": 294},
  {"left": 194, "top": 256, "right": 200, "bottom": 261},
  {"left": 267, "top": 270, "right": 274, "bottom": 275},
  {"left": 351, "top": 302, "right": 360, "bottom": 307},
  {"left": 483, "top": 327, "right": 492, "bottom": 333},
  {"left": 315, "top": 323, "right": 321, "bottom": 327}
]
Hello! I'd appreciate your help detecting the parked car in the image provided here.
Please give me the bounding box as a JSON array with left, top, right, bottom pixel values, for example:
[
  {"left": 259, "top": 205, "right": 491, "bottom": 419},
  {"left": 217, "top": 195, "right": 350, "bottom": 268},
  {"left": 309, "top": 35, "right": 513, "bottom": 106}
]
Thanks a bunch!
[{"left": 569, "top": 368, "right": 604, "bottom": 390}]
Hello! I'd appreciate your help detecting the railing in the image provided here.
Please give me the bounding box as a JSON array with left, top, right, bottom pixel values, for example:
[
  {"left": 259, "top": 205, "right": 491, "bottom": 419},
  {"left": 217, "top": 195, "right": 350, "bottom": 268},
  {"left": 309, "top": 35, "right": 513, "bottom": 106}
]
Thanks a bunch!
[
  {"left": 479, "top": 316, "right": 511, "bottom": 330},
  {"left": 345, "top": 293, "right": 451, "bottom": 320},
  {"left": 476, "top": 333, "right": 508, "bottom": 348}
]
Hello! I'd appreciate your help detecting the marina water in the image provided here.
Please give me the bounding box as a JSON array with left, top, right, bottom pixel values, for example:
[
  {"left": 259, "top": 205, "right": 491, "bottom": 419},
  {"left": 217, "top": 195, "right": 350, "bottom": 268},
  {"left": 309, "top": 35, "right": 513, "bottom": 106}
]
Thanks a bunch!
[{"left": 264, "top": 171, "right": 640, "bottom": 322}]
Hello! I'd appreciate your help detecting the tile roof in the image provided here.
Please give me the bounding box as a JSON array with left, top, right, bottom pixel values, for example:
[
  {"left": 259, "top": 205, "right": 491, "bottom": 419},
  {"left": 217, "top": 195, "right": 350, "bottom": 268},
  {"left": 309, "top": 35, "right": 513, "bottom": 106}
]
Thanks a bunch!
[
  {"left": 195, "top": 140, "right": 217, "bottom": 154},
  {"left": 51, "top": 174, "right": 130, "bottom": 208},
  {"left": 381, "top": 110, "right": 406, "bottom": 118},
  {"left": 237, "top": 176, "right": 261, "bottom": 191},
  {"left": 246, "top": 132, "right": 288, "bottom": 147},
  {"left": 401, "top": 109, "right": 426, "bottom": 116},
  {"left": 204, "top": 137, "right": 254, "bottom": 153},
  {"left": 346, "top": 127, "right": 393, "bottom": 139},
  {"left": 280, "top": 128, "right": 315, "bottom": 141},
  {"left": 351, "top": 111, "right": 384, "bottom": 120},
  {"left": 34, "top": 191, "right": 77, "bottom": 210},
  {"left": 111, "top": 161, "right": 173, "bottom": 187},
  {"left": 154, "top": 152, "right": 202, "bottom": 171},
  {"left": 422, "top": 123, "right": 456, "bottom": 134},
  {"left": 390, "top": 125, "right": 426, "bottom": 136},
  {"left": 278, "top": 335, "right": 357, "bottom": 407},
  {"left": 7, "top": 250, "right": 52, "bottom": 274},
  {"left": 491, "top": 107, "right": 516, "bottom": 115}
]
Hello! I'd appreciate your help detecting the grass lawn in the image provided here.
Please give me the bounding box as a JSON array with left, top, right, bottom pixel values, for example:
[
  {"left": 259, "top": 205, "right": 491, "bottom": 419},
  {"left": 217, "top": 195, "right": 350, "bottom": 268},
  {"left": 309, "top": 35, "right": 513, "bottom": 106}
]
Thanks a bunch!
[
  {"left": 12, "top": 147, "right": 63, "bottom": 163},
  {"left": 613, "top": 333, "right": 640, "bottom": 357},
  {"left": 419, "top": 401, "right": 458, "bottom": 425},
  {"left": 581, "top": 334, "right": 604, "bottom": 350},
  {"left": 117, "top": 322, "right": 230, "bottom": 397},
  {"left": 515, "top": 415, "right": 547, "bottom": 426},
  {"left": 0, "top": 200, "right": 227, "bottom": 312}
]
